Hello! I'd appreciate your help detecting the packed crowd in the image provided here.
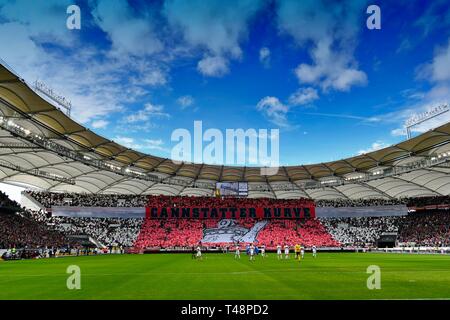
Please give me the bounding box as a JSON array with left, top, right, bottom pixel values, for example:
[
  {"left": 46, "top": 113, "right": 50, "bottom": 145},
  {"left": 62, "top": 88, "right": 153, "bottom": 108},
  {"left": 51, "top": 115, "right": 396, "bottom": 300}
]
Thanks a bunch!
[
  {"left": 0, "top": 191, "right": 21, "bottom": 211},
  {"left": 27, "top": 191, "right": 148, "bottom": 208},
  {"left": 398, "top": 211, "right": 450, "bottom": 246},
  {"left": 146, "top": 195, "right": 314, "bottom": 208},
  {"left": 319, "top": 216, "right": 402, "bottom": 247},
  {"left": 407, "top": 196, "right": 450, "bottom": 207},
  {"left": 133, "top": 210, "right": 450, "bottom": 249},
  {"left": 257, "top": 219, "right": 339, "bottom": 248},
  {"left": 0, "top": 212, "right": 69, "bottom": 248},
  {"left": 0, "top": 191, "right": 447, "bottom": 251},
  {"left": 315, "top": 198, "right": 408, "bottom": 207},
  {"left": 27, "top": 191, "right": 314, "bottom": 208},
  {"left": 28, "top": 210, "right": 142, "bottom": 247},
  {"left": 133, "top": 217, "right": 339, "bottom": 250},
  {"left": 28, "top": 191, "right": 449, "bottom": 209},
  {"left": 134, "top": 218, "right": 205, "bottom": 248}
]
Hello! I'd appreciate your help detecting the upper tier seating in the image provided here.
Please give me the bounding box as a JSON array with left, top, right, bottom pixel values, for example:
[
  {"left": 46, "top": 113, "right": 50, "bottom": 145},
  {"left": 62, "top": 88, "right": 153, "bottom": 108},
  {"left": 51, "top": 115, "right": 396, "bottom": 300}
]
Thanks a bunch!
[
  {"left": 257, "top": 219, "right": 339, "bottom": 248},
  {"left": 398, "top": 211, "right": 450, "bottom": 246},
  {"left": 0, "top": 212, "right": 70, "bottom": 248},
  {"left": 319, "top": 216, "right": 402, "bottom": 247}
]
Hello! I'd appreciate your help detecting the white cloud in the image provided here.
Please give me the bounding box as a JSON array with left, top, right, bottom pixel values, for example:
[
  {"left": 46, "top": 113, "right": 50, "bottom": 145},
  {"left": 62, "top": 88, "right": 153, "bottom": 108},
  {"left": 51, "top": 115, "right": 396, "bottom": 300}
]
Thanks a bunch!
[
  {"left": 36, "top": 55, "right": 149, "bottom": 124},
  {"left": 256, "top": 96, "right": 289, "bottom": 127},
  {"left": 294, "top": 38, "right": 367, "bottom": 91},
  {"left": 0, "top": 23, "right": 126, "bottom": 123},
  {"left": 396, "top": 39, "right": 412, "bottom": 54},
  {"left": 124, "top": 102, "right": 169, "bottom": 123},
  {"left": 0, "top": 22, "right": 45, "bottom": 68},
  {"left": 92, "top": 0, "right": 163, "bottom": 56},
  {"left": 401, "top": 88, "right": 425, "bottom": 100},
  {"left": 259, "top": 47, "right": 270, "bottom": 67},
  {"left": 113, "top": 136, "right": 169, "bottom": 153},
  {"left": 164, "top": 0, "right": 265, "bottom": 76},
  {"left": 391, "top": 128, "right": 406, "bottom": 137},
  {"left": 164, "top": 0, "right": 263, "bottom": 56},
  {"left": 256, "top": 88, "right": 319, "bottom": 127},
  {"left": 0, "top": 6, "right": 170, "bottom": 125},
  {"left": 401, "top": 103, "right": 450, "bottom": 136},
  {"left": 357, "top": 141, "right": 389, "bottom": 155},
  {"left": 0, "top": 0, "right": 75, "bottom": 46},
  {"left": 132, "top": 68, "right": 168, "bottom": 86},
  {"left": 91, "top": 119, "right": 109, "bottom": 129},
  {"left": 372, "top": 100, "right": 450, "bottom": 139},
  {"left": 197, "top": 56, "right": 229, "bottom": 77},
  {"left": 114, "top": 136, "right": 137, "bottom": 148},
  {"left": 144, "top": 139, "right": 168, "bottom": 151},
  {"left": 256, "top": 87, "right": 319, "bottom": 127},
  {"left": 414, "top": 0, "right": 450, "bottom": 36},
  {"left": 277, "top": 1, "right": 367, "bottom": 92},
  {"left": 389, "top": 38, "right": 450, "bottom": 137},
  {"left": 288, "top": 87, "right": 319, "bottom": 106},
  {"left": 417, "top": 38, "right": 450, "bottom": 82},
  {"left": 177, "top": 95, "right": 194, "bottom": 109}
]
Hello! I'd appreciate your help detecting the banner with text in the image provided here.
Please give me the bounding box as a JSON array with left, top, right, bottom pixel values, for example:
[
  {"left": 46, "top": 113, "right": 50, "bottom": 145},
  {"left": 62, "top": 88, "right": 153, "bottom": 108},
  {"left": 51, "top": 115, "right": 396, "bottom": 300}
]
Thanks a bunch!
[
  {"left": 145, "top": 206, "right": 315, "bottom": 219},
  {"left": 51, "top": 206, "right": 146, "bottom": 218}
]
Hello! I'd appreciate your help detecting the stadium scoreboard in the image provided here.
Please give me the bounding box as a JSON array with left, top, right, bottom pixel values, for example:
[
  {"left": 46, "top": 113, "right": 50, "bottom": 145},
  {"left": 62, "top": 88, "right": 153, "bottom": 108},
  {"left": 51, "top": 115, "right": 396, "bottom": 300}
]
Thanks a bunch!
[{"left": 215, "top": 182, "right": 248, "bottom": 197}]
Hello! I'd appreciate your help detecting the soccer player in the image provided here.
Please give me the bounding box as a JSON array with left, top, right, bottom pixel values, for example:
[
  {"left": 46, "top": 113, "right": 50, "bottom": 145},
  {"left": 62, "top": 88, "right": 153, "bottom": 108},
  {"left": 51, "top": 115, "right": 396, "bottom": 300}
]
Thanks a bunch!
[
  {"left": 235, "top": 244, "right": 241, "bottom": 259},
  {"left": 312, "top": 245, "right": 317, "bottom": 258},
  {"left": 284, "top": 244, "right": 289, "bottom": 259},
  {"left": 294, "top": 243, "right": 301, "bottom": 260},
  {"left": 260, "top": 245, "right": 266, "bottom": 258},
  {"left": 249, "top": 243, "right": 255, "bottom": 261},
  {"left": 300, "top": 245, "right": 305, "bottom": 259},
  {"left": 196, "top": 245, "right": 202, "bottom": 260},
  {"left": 277, "top": 244, "right": 282, "bottom": 260}
]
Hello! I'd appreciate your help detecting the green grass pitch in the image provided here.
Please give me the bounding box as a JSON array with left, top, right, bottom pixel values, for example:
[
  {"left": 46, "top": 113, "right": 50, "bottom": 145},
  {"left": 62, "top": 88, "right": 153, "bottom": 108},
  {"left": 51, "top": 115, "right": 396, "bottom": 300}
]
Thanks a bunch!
[{"left": 1, "top": 253, "right": 450, "bottom": 300}]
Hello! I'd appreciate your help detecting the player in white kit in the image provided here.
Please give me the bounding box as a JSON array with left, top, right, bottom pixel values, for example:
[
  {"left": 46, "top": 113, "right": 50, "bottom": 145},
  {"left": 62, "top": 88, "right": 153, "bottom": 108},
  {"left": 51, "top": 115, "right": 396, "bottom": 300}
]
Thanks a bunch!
[
  {"left": 235, "top": 244, "right": 241, "bottom": 259},
  {"left": 284, "top": 244, "right": 289, "bottom": 259},
  {"left": 277, "top": 245, "right": 282, "bottom": 260},
  {"left": 196, "top": 246, "right": 202, "bottom": 260},
  {"left": 312, "top": 245, "right": 317, "bottom": 258},
  {"left": 249, "top": 244, "right": 255, "bottom": 261},
  {"left": 300, "top": 246, "right": 305, "bottom": 259},
  {"left": 260, "top": 245, "right": 266, "bottom": 258}
]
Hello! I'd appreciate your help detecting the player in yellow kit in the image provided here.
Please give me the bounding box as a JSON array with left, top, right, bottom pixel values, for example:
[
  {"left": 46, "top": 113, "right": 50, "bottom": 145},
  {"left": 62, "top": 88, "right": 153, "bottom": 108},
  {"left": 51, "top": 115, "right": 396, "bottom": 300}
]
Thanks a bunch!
[{"left": 294, "top": 244, "right": 301, "bottom": 260}]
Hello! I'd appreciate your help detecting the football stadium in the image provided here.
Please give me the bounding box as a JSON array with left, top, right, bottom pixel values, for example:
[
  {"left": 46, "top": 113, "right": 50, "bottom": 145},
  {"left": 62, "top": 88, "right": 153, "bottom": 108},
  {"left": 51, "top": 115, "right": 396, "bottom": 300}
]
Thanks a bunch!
[{"left": 0, "top": 0, "right": 450, "bottom": 305}]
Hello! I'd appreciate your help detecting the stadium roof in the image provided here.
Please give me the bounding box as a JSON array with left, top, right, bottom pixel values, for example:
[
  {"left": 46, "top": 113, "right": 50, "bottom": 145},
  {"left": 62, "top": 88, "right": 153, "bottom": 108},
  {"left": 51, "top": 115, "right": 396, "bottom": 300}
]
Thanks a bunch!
[{"left": 1, "top": 62, "right": 450, "bottom": 199}]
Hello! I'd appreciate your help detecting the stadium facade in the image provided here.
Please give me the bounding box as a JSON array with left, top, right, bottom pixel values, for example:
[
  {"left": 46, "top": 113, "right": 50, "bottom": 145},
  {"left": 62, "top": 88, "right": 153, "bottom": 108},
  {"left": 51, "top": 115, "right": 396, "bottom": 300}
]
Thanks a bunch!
[{"left": 0, "top": 62, "right": 450, "bottom": 200}]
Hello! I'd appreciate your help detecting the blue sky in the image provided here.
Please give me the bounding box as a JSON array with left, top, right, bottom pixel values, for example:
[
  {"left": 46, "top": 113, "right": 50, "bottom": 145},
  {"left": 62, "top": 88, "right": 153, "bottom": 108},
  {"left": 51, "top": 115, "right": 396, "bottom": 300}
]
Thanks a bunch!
[{"left": 0, "top": 0, "right": 450, "bottom": 166}]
